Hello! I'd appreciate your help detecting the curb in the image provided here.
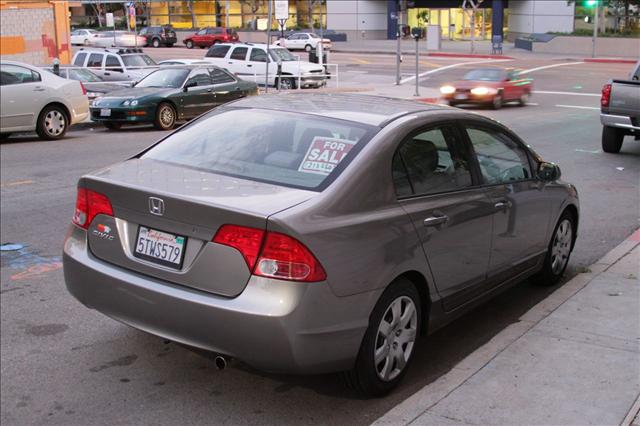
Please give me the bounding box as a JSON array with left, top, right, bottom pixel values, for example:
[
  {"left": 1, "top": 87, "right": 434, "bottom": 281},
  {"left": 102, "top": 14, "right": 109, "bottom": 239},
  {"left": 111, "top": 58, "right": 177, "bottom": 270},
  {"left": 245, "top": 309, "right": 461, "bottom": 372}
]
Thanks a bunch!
[
  {"left": 331, "top": 48, "right": 514, "bottom": 60},
  {"left": 372, "top": 227, "right": 640, "bottom": 426},
  {"left": 584, "top": 58, "right": 638, "bottom": 64},
  {"left": 427, "top": 52, "right": 515, "bottom": 60}
]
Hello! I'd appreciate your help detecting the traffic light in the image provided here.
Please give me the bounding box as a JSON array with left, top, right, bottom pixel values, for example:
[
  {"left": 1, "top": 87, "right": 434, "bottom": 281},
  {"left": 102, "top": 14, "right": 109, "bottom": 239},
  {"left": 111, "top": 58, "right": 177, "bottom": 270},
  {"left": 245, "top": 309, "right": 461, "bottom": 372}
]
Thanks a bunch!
[{"left": 584, "top": 0, "right": 598, "bottom": 6}]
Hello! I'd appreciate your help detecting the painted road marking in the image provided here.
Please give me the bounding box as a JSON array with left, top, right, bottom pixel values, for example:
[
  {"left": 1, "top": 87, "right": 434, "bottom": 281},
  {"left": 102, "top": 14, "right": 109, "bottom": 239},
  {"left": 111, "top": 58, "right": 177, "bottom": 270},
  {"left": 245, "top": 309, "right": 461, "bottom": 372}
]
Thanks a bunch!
[
  {"left": 533, "top": 90, "right": 600, "bottom": 97},
  {"left": 555, "top": 104, "right": 600, "bottom": 110},
  {"left": 0, "top": 179, "right": 35, "bottom": 188},
  {"left": 400, "top": 59, "right": 513, "bottom": 84},
  {"left": 352, "top": 58, "right": 371, "bottom": 65},
  {"left": 519, "top": 61, "right": 585, "bottom": 75}
]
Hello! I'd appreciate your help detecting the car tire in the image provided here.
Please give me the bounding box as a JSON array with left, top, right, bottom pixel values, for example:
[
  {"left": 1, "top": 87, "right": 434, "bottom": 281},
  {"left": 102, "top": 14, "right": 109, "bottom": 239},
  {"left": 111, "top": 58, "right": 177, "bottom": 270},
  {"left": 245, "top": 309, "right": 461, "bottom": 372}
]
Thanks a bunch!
[
  {"left": 518, "top": 92, "right": 529, "bottom": 107},
  {"left": 277, "top": 77, "right": 296, "bottom": 90},
  {"left": 305, "top": 44, "right": 312, "bottom": 52},
  {"left": 0, "top": 133, "right": 12, "bottom": 141},
  {"left": 152, "top": 38, "right": 161, "bottom": 48},
  {"left": 535, "top": 210, "right": 575, "bottom": 286},
  {"left": 492, "top": 93, "right": 503, "bottom": 109},
  {"left": 153, "top": 102, "right": 176, "bottom": 130},
  {"left": 344, "top": 278, "right": 421, "bottom": 398},
  {"left": 186, "top": 40, "right": 194, "bottom": 49},
  {"left": 36, "top": 105, "right": 68, "bottom": 140},
  {"left": 103, "top": 122, "right": 122, "bottom": 130},
  {"left": 602, "top": 126, "right": 624, "bottom": 153}
]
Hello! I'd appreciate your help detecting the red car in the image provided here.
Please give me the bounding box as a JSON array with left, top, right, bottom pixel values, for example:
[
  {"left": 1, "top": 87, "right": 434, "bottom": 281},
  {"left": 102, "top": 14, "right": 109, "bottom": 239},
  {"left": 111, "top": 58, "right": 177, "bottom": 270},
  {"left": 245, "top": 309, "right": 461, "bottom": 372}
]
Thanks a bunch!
[
  {"left": 183, "top": 27, "right": 239, "bottom": 49},
  {"left": 440, "top": 68, "right": 533, "bottom": 109}
]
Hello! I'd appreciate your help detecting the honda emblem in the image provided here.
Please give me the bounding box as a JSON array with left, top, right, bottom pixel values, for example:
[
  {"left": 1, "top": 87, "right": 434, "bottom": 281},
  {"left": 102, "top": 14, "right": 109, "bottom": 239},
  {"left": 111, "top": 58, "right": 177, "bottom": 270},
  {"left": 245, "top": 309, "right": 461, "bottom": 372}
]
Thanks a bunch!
[{"left": 148, "top": 197, "right": 165, "bottom": 216}]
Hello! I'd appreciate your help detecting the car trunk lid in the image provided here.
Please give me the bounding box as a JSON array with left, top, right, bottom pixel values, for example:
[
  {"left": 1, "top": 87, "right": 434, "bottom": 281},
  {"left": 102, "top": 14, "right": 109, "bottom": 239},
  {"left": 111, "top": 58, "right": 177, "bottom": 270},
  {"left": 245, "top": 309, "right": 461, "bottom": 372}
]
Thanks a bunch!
[{"left": 81, "top": 158, "right": 315, "bottom": 297}]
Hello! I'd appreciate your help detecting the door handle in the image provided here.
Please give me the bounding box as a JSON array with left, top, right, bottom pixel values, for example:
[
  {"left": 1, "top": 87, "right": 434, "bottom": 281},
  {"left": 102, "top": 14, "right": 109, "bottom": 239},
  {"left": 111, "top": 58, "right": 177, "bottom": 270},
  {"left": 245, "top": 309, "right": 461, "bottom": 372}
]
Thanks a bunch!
[
  {"left": 206, "top": 88, "right": 213, "bottom": 92},
  {"left": 423, "top": 215, "right": 449, "bottom": 227},
  {"left": 494, "top": 200, "right": 511, "bottom": 210},
  {"left": 228, "top": 62, "right": 233, "bottom": 65},
  {"left": 104, "top": 72, "right": 111, "bottom": 76},
  {"left": 33, "top": 87, "right": 46, "bottom": 92}
]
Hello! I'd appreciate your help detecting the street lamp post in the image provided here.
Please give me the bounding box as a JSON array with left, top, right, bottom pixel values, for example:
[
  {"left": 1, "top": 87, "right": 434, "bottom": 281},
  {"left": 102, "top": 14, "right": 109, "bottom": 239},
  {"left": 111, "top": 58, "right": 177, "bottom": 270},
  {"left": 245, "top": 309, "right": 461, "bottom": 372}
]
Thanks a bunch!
[{"left": 592, "top": 2, "right": 599, "bottom": 58}]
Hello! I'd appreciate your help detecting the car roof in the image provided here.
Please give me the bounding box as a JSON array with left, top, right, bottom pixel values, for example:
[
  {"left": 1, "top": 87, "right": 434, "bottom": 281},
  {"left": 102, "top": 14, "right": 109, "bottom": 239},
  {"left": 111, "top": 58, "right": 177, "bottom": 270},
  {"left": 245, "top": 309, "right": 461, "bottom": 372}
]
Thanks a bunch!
[{"left": 228, "top": 93, "right": 449, "bottom": 127}]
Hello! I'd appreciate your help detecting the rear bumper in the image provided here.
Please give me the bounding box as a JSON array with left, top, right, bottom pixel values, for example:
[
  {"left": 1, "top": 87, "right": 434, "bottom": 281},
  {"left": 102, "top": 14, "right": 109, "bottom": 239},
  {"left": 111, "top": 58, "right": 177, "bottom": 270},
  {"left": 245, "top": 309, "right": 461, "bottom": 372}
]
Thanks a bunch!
[
  {"left": 600, "top": 113, "right": 640, "bottom": 133},
  {"left": 63, "top": 225, "right": 373, "bottom": 374}
]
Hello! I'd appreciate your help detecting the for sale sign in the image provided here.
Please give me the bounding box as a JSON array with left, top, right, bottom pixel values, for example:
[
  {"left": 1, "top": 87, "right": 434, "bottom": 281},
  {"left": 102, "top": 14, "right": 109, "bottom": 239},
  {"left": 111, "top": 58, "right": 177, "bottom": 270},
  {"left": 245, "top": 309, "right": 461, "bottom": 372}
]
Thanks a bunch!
[{"left": 298, "top": 137, "right": 357, "bottom": 175}]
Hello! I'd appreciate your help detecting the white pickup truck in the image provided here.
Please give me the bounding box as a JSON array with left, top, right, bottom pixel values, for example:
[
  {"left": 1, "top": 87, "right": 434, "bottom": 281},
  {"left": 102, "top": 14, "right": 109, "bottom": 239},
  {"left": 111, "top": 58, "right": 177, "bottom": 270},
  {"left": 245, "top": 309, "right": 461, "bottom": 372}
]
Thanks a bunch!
[
  {"left": 600, "top": 60, "right": 640, "bottom": 153},
  {"left": 203, "top": 43, "right": 326, "bottom": 90}
]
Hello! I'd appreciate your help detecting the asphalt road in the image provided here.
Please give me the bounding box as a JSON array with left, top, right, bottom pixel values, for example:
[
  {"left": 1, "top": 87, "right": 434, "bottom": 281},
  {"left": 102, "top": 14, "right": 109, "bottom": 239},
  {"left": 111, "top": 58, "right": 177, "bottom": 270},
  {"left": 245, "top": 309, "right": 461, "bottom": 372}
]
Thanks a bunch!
[{"left": 1, "top": 54, "right": 639, "bottom": 425}]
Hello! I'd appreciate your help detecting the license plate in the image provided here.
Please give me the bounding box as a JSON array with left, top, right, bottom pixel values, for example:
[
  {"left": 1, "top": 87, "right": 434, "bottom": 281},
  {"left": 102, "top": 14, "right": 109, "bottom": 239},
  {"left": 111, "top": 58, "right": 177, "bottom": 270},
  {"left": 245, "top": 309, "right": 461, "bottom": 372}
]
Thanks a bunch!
[
  {"left": 134, "top": 226, "right": 186, "bottom": 269},
  {"left": 100, "top": 108, "right": 111, "bottom": 117},
  {"left": 455, "top": 94, "right": 468, "bottom": 100}
]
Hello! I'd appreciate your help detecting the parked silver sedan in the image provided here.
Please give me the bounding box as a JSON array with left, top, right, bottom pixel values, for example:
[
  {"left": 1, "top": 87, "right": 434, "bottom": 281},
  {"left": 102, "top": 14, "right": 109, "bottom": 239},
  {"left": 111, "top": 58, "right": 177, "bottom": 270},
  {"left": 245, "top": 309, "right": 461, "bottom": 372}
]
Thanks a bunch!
[{"left": 63, "top": 93, "right": 579, "bottom": 396}]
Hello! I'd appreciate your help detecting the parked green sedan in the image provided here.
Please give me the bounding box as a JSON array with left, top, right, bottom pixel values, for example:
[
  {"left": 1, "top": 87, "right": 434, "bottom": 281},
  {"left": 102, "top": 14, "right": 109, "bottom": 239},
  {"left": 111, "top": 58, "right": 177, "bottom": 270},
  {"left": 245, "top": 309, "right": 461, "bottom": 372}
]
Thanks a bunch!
[{"left": 90, "top": 66, "right": 258, "bottom": 130}]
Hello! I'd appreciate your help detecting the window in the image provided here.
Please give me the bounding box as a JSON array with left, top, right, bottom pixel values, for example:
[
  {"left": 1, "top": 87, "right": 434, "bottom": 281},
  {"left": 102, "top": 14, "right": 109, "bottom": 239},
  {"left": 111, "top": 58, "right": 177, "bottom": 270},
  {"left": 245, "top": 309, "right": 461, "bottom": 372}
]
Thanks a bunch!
[
  {"left": 393, "top": 127, "right": 472, "bottom": 196},
  {"left": 230, "top": 47, "right": 248, "bottom": 61},
  {"left": 73, "top": 52, "right": 87, "bottom": 67},
  {"left": 210, "top": 68, "right": 235, "bottom": 84},
  {"left": 249, "top": 48, "right": 268, "bottom": 62},
  {"left": 105, "top": 55, "right": 123, "bottom": 72},
  {"left": 141, "top": 109, "right": 374, "bottom": 191},
  {"left": 197, "top": 28, "right": 207, "bottom": 35},
  {"left": 299, "top": 34, "right": 309, "bottom": 39},
  {"left": 0, "top": 65, "right": 39, "bottom": 85},
  {"left": 139, "top": 28, "right": 148, "bottom": 35},
  {"left": 206, "top": 45, "right": 231, "bottom": 58},
  {"left": 121, "top": 55, "right": 156, "bottom": 67},
  {"left": 87, "top": 53, "right": 103, "bottom": 68},
  {"left": 185, "top": 69, "right": 212, "bottom": 87},
  {"left": 465, "top": 127, "right": 532, "bottom": 184}
]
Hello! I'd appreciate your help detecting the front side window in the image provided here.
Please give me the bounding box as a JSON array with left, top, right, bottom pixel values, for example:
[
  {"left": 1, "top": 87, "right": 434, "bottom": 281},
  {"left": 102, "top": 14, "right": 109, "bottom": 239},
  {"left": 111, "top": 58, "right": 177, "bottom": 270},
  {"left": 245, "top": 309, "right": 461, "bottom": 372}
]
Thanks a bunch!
[
  {"left": 73, "top": 52, "right": 87, "bottom": 67},
  {"left": 206, "top": 45, "right": 231, "bottom": 58},
  {"left": 105, "top": 55, "right": 122, "bottom": 72},
  {"left": 185, "top": 69, "right": 212, "bottom": 87},
  {"left": 393, "top": 127, "right": 472, "bottom": 197},
  {"left": 197, "top": 29, "right": 207, "bottom": 35},
  {"left": 465, "top": 127, "right": 532, "bottom": 185},
  {"left": 87, "top": 53, "right": 103, "bottom": 68},
  {"left": 141, "top": 109, "right": 374, "bottom": 190},
  {"left": 230, "top": 47, "right": 248, "bottom": 60},
  {"left": 249, "top": 48, "right": 268, "bottom": 62}
]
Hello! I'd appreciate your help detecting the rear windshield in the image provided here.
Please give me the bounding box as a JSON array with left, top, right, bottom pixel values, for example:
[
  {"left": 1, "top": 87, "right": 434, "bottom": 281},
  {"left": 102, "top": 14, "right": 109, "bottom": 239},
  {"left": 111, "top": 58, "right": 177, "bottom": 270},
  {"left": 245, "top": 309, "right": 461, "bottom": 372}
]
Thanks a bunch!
[{"left": 140, "top": 109, "right": 375, "bottom": 190}]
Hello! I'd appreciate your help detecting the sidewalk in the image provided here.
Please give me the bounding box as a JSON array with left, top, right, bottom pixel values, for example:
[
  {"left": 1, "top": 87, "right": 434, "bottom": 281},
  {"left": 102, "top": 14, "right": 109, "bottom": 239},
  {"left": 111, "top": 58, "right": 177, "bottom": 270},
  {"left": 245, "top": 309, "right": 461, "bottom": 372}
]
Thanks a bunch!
[{"left": 373, "top": 230, "right": 640, "bottom": 426}]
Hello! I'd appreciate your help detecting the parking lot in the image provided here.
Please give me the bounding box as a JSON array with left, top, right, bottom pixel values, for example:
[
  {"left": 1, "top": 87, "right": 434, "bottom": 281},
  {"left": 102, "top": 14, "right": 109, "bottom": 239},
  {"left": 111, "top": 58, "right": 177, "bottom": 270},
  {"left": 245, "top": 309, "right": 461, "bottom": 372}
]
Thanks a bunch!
[{"left": 1, "top": 51, "right": 639, "bottom": 425}]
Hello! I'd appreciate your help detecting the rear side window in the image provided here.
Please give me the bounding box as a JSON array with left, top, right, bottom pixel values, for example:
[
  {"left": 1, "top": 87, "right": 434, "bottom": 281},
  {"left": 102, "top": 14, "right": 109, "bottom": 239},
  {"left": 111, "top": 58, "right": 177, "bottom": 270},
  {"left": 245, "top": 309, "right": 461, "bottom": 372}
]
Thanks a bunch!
[
  {"left": 87, "top": 53, "right": 103, "bottom": 68},
  {"left": 393, "top": 126, "right": 473, "bottom": 197},
  {"left": 73, "top": 52, "right": 87, "bottom": 67},
  {"left": 206, "top": 45, "right": 231, "bottom": 58},
  {"left": 230, "top": 47, "right": 248, "bottom": 60},
  {"left": 210, "top": 68, "right": 235, "bottom": 84},
  {"left": 141, "top": 109, "right": 375, "bottom": 190}
]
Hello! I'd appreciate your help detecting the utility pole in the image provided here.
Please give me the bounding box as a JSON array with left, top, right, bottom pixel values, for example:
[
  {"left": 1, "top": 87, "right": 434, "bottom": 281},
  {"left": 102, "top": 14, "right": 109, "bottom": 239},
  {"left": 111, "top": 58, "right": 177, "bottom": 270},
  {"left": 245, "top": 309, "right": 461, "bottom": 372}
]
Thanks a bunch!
[
  {"left": 592, "top": 2, "right": 599, "bottom": 58},
  {"left": 395, "top": 0, "right": 402, "bottom": 85},
  {"left": 265, "top": 0, "right": 273, "bottom": 92},
  {"left": 226, "top": 0, "right": 230, "bottom": 28}
]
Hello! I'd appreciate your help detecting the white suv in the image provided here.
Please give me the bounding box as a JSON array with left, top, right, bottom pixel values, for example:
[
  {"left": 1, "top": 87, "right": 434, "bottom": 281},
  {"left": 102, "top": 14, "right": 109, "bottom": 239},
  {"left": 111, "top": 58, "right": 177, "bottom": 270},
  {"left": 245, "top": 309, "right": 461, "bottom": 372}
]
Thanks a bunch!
[
  {"left": 71, "top": 48, "right": 157, "bottom": 83},
  {"left": 203, "top": 43, "right": 326, "bottom": 90}
]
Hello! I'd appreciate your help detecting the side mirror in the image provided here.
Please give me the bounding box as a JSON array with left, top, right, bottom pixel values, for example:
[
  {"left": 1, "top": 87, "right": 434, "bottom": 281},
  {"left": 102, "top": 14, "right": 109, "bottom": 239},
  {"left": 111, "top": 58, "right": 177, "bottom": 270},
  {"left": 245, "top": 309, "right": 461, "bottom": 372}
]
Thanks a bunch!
[
  {"left": 183, "top": 80, "right": 197, "bottom": 91},
  {"left": 538, "top": 162, "right": 561, "bottom": 182}
]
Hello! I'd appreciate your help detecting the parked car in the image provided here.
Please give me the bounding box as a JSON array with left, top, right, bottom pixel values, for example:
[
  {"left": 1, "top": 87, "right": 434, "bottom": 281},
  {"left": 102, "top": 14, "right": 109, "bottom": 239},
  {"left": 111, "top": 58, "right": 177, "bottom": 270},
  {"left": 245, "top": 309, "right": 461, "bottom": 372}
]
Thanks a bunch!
[
  {"left": 139, "top": 25, "right": 177, "bottom": 48},
  {"left": 0, "top": 60, "right": 89, "bottom": 140},
  {"left": 64, "top": 93, "right": 579, "bottom": 397},
  {"left": 89, "top": 65, "right": 258, "bottom": 130},
  {"left": 183, "top": 27, "right": 239, "bottom": 49},
  {"left": 72, "top": 48, "right": 157, "bottom": 83},
  {"left": 91, "top": 31, "right": 147, "bottom": 48},
  {"left": 158, "top": 59, "right": 211, "bottom": 66},
  {"left": 204, "top": 43, "right": 326, "bottom": 89},
  {"left": 44, "top": 66, "right": 127, "bottom": 100},
  {"left": 70, "top": 28, "right": 99, "bottom": 46},
  {"left": 600, "top": 60, "right": 640, "bottom": 153},
  {"left": 274, "top": 32, "right": 332, "bottom": 52},
  {"left": 440, "top": 68, "right": 533, "bottom": 109}
]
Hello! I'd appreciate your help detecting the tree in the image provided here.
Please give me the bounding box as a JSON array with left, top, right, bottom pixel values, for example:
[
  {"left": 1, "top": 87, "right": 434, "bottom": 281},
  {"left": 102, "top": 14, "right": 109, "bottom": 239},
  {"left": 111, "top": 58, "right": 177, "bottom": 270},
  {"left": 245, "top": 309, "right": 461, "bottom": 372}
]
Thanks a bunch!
[
  {"left": 87, "top": 0, "right": 105, "bottom": 27},
  {"left": 462, "top": 0, "right": 484, "bottom": 53},
  {"left": 239, "top": 0, "right": 265, "bottom": 29},
  {"left": 307, "top": 0, "right": 324, "bottom": 30}
]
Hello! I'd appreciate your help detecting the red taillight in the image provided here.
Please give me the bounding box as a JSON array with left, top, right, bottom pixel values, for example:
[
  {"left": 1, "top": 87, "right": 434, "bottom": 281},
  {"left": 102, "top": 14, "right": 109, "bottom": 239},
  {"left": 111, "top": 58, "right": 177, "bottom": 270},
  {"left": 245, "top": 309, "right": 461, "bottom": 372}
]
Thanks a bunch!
[
  {"left": 213, "top": 225, "right": 265, "bottom": 270},
  {"left": 72, "top": 188, "right": 114, "bottom": 229},
  {"left": 601, "top": 83, "right": 611, "bottom": 107},
  {"left": 212, "top": 225, "right": 326, "bottom": 282},
  {"left": 80, "top": 81, "right": 87, "bottom": 96}
]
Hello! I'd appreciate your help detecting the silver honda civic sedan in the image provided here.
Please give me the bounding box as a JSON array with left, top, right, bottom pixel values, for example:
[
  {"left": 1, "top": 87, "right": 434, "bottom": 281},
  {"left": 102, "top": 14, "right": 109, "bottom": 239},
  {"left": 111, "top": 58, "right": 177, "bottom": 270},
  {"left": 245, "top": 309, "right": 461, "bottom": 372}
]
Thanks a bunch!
[{"left": 63, "top": 93, "right": 579, "bottom": 396}]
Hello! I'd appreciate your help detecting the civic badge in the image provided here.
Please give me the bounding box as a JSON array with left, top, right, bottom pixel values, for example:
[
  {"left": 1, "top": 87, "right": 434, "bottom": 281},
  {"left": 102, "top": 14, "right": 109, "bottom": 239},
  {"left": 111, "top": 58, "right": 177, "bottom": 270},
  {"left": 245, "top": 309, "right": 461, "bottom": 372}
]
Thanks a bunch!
[{"left": 148, "top": 197, "right": 165, "bottom": 216}]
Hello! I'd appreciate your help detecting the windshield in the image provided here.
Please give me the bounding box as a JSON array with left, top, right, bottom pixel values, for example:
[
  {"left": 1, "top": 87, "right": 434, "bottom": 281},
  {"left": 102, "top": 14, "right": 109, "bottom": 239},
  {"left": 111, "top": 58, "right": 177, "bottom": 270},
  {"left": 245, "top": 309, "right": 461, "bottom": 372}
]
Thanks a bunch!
[
  {"left": 463, "top": 69, "right": 504, "bottom": 81},
  {"left": 136, "top": 68, "right": 189, "bottom": 88},
  {"left": 122, "top": 55, "right": 157, "bottom": 67},
  {"left": 269, "top": 48, "right": 297, "bottom": 62},
  {"left": 68, "top": 68, "right": 102, "bottom": 82},
  {"left": 141, "top": 109, "right": 375, "bottom": 190}
]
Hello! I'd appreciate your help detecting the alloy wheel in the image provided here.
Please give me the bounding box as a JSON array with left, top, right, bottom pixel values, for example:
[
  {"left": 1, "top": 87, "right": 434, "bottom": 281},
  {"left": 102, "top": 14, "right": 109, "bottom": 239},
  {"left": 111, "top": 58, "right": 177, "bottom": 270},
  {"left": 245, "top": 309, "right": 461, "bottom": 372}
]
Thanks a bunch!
[
  {"left": 374, "top": 296, "right": 418, "bottom": 382},
  {"left": 159, "top": 105, "right": 175, "bottom": 128},
  {"left": 551, "top": 219, "right": 572, "bottom": 275}
]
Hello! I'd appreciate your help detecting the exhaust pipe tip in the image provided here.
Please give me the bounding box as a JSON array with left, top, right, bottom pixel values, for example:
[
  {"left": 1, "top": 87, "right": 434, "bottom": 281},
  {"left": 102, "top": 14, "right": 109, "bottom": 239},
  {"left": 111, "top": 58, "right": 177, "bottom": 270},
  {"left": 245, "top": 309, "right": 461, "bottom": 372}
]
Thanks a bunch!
[{"left": 214, "top": 355, "right": 227, "bottom": 370}]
